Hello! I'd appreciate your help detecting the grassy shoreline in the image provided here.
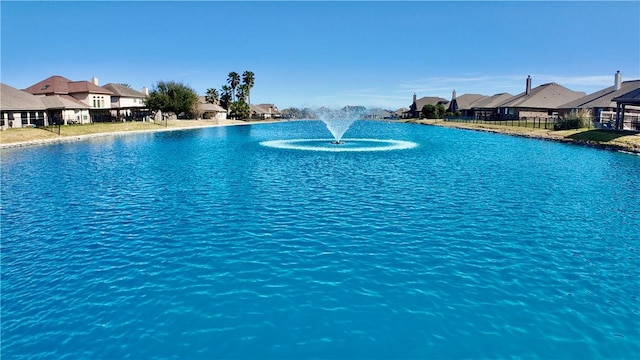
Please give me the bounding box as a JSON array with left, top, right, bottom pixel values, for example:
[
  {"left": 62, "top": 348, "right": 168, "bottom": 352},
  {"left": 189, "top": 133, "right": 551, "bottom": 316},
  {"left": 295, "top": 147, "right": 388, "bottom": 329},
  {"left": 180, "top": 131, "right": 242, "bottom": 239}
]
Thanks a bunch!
[
  {"left": 2, "top": 118, "right": 639, "bottom": 155},
  {"left": 405, "top": 119, "right": 640, "bottom": 155},
  {"left": 0, "top": 119, "right": 255, "bottom": 149}
]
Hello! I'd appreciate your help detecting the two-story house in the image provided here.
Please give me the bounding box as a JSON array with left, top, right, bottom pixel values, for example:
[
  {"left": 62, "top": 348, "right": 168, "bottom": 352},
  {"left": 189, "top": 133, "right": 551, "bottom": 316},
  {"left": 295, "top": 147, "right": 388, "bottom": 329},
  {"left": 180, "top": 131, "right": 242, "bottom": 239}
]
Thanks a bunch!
[
  {"left": 102, "top": 83, "right": 149, "bottom": 121},
  {"left": 23, "top": 76, "right": 113, "bottom": 123}
]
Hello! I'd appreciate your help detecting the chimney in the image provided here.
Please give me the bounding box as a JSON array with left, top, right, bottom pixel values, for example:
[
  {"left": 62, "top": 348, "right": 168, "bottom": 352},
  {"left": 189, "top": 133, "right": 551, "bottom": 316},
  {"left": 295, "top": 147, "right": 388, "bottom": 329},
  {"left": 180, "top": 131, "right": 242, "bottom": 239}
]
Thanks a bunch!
[
  {"left": 451, "top": 89, "right": 457, "bottom": 100},
  {"left": 91, "top": 76, "right": 99, "bottom": 86},
  {"left": 413, "top": 93, "right": 417, "bottom": 104},
  {"left": 142, "top": 86, "right": 149, "bottom": 96},
  {"left": 614, "top": 70, "right": 622, "bottom": 91},
  {"left": 525, "top": 75, "right": 532, "bottom": 95}
]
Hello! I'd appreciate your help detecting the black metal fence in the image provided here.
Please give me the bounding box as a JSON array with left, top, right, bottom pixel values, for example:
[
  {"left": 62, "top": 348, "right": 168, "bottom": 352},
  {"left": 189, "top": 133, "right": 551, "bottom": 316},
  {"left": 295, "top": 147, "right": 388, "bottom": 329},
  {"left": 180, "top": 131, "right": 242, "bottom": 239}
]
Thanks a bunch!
[
  {"left": 444, "top": 115, "right": 640, "bottom": 131},
  {"left": 443, "top": 116, "right": 564, "bottom": 130}
]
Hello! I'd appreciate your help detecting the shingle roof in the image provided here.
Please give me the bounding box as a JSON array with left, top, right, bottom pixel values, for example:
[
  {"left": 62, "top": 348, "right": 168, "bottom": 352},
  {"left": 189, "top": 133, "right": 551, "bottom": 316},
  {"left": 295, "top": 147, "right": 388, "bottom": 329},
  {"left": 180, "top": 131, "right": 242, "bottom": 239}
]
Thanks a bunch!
[
  {"left": 415, "top": 96, "right": 449, "bottom": 109},
  {"left": 500, "top": 83, "right": 585, "bottom": 109},
  {"left": 24, "top": 75, "right": 112, "bottom": 95},
  {"left": 198, "top": 103, "right": 226, "bottom": 112},
  {"left": 41, "top": 95, "right": 90, "bottom": 110},
  {"left": 471, "top": 93, "right": 513, "bottom": 109},
  {"left": 454, "top": 94, "right": 487, "bottom": 110},
  {"left": 1, "top": 83, "right": 47, "bottom": 111},
  {"left": 257, "top": 103, "right": 280, "bottom": 114},
  {"left": 612, "top": 86, "right": 640, "bottom": 105},
  {"left": 561, "top": 80, "right": 640, "bottom": 109},
  {"left": 22, "top": 75, "right": 73, "bottom": 95},
  {"left": 68, "top": 81, "right": 112, "bottom": 95},
  {"left": 197, "top": 96, "right": 226, "bottom": 112},
  {"left": 250, "top": 104, "right": 269, "bottom": 114},
  {"left": 102, "top": 83, "right": 146, "bottom": 98}
]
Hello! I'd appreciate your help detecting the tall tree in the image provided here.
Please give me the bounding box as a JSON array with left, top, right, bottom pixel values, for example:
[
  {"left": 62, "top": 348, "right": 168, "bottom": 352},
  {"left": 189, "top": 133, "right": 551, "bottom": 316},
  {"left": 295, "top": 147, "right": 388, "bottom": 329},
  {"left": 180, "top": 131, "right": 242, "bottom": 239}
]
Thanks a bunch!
[
  {"left": 242, "top": 70, "right": 255, "bottom": 108},
  {"left": 237, "top": 84, "right": 249, "bottom": 103},
  {"left": 145, "top": 80, "right": 199, "bottom": 118},
  {"left": 227, "top": 72, "right": 240, "bottom": 102},
  {"left": 205, "top": 88, "right": 219, "bottom": 105},
  {"left": 219, "top": 85, "right": 232, "bottom": 110}
]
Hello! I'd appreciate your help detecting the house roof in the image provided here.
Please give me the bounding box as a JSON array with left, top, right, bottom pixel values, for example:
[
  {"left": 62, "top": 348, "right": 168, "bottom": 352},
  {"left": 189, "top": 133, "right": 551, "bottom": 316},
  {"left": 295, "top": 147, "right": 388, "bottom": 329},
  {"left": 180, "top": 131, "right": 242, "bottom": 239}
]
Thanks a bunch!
[
  {"left": 257, "top": 103, "right": 280, "bottom": 114},
  {"left": 41, "top": 95, "right": 90, "bottom": 110},
  {"left": 198, "top": 103, "right": 226, "bottom": 112},
  {"left": 102, "top": 83, "right": 146, "bottom": 98},
  {"left": 560, "top": 80, "right": 640, "bottom": 109},
  {"left": 197, "top": 96, "right": 226, "bottom": 112},
  {"left": 454, "top": 94, "right": 487, "bottom": 110},
  {"left": 1, "top": 83, "right": 47, "bottom": 111},
  {"left": 24, "top": 75, "right": 112, "bottom": 95},
  {"left": 471, "top": 93, "right": 513, "bottom": 109},
  {"left": 612, "top": 85, "right": 640, "bottom": 105},
  {"left": 394, "top": 108, "right": 407, "bottom": 116},
  {"left": 366, "top": 108, "right": 394, "bottom": 117},
  {"left": 250, "top": 104, "right": 269, "bottom": 114},
  {"left": 499, "top": 83, "right": 585, "bottom": 109},
  {"left": 415, "top": 96, "right": 449, "bottom": 109}
]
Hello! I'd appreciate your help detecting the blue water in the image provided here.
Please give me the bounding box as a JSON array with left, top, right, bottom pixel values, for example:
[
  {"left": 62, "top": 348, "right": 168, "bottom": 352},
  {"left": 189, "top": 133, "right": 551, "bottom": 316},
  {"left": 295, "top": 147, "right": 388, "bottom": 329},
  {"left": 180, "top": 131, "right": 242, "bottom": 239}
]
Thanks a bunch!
[{"left": 1, "top": 120, "right": 639, "bottom": 359}]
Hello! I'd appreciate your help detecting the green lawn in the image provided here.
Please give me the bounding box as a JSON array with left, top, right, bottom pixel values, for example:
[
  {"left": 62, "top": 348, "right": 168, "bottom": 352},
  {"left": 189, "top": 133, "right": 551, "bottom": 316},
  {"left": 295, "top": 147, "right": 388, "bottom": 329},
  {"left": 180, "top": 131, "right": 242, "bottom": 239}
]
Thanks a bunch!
[{"left": 0, "top": 120, "right": 220, "bottom": 145}]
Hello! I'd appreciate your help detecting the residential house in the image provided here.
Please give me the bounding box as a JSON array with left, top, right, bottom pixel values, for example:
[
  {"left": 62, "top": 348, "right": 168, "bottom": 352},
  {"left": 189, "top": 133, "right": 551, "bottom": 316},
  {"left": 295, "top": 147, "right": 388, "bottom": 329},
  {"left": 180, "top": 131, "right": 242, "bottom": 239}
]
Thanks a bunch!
[
  {"left": 197, "top": 97, "right": 227, "bottom": 120},
  {"left": 1, "top": 83, "right": 48, "bottom": 128},
  {"left": 447, "top": 90, "right": 487, "bottom": 117},
  {"left": 250, "top": 103, "right": 281, "bottom": 119},
  {"left": 404, "top": 94, "right": 449, "bottom": 118},
  {"left": 364, "top": 108, "right": 394, "bottom": 119},
  {"left": 40, "top": 95, "right": 90, "bottom": 125},
  {"left": 612, "top": 85, "right": 640, "bottom": 130},
  {"left": 497, "top": 76, "right": 585, "bottom": 120},
  {"left": 23, "top": 75, "right": 113, "bottom": 123},
  {"left": 102, "top": 83, "right": 148, "bottom": 121},
  {"left": 468, "top": 93, "right": 514, "bottom": 119},
  {"left": 393, "top": 108, "right": 407, "bottom": 119},
  {"left": 558, "top": 71, "right": 640, "bottom": 129}
]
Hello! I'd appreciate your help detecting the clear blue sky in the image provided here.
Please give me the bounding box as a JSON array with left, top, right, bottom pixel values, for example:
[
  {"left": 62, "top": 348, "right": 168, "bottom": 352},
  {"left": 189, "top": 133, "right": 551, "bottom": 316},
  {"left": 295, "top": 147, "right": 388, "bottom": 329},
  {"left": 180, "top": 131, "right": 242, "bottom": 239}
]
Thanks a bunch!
[{"left": 2, "top": 1, "right": 639, "bottom": 110}]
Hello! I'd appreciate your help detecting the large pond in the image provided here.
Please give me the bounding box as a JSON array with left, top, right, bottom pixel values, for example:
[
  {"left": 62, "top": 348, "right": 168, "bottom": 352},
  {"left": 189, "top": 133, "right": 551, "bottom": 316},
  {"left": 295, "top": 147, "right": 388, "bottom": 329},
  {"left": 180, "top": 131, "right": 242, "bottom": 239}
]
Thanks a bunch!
[{"left": 1, "top": 120, "right": 639, "bottom": 359}]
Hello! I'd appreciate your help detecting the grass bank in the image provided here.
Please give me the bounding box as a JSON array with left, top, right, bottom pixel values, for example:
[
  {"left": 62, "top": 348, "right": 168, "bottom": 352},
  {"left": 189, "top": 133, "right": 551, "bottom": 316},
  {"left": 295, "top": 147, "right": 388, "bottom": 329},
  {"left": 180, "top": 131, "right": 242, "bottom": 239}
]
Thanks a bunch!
[
  {"left": 407, "top": 119, "right": 640, "bottom": 155},
  {"left": 0, "top": 119, "right": 248, "bottom": 148}
]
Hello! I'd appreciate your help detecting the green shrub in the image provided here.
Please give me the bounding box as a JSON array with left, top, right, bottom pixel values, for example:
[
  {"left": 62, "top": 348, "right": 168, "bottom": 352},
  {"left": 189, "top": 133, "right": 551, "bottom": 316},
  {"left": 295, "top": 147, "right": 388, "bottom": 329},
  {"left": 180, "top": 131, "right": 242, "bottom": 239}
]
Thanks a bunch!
[{"left": 555, "top": 109, "right": 592, "bottom": 130}]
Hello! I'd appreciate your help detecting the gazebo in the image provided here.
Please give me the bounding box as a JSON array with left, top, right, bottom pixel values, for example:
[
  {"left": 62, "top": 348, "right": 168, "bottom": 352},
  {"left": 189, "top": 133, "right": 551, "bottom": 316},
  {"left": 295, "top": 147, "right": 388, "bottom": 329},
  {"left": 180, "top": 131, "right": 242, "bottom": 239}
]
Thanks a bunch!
[{"left": 612, "top": 87, "right": 640, "bottom": 130}]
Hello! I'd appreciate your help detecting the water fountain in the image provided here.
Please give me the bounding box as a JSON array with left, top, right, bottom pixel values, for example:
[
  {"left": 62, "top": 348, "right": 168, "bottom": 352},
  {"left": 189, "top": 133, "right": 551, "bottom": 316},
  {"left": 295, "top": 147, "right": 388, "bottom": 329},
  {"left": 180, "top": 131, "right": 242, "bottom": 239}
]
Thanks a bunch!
[
  {"left": 316, "top": 106, "right": 361, "bottom": 145},
  {"left": 260, "top": 106, "right": 418, "bottom": 152}
]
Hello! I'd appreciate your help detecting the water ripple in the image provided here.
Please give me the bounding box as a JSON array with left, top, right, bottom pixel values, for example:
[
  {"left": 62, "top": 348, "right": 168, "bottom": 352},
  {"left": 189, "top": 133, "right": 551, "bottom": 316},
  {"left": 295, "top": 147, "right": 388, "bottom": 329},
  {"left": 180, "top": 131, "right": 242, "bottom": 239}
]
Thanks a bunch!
[{"left": 2, "top": 121, "right": 639, "bottom": 359}]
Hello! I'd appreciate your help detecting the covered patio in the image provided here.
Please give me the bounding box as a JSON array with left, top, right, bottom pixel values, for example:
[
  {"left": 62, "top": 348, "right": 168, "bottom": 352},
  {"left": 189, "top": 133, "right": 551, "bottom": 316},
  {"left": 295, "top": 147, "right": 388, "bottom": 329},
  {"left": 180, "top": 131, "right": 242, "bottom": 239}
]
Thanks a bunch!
[{"left": 613, "top": 87, "right": 640, "bottom": 131}]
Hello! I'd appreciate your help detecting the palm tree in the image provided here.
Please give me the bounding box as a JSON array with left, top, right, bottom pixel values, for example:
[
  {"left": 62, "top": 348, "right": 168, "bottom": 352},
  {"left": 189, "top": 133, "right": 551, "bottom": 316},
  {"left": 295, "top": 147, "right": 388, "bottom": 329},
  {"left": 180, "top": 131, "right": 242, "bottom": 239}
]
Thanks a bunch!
[
  {"left": 242, "top": 71, "right": 255, "bottom": 108},
  {"left": 205, "top": 88, "right": 219, "bottom": 105},
  {"left": 237, "top": 84, "right": 249, "bottom": 103},
  {"left": 227, "top": 72, "right": 240, "bottom": 102},
  {"left": 220, "top": 85, "right": 232, "bottom": 109}
]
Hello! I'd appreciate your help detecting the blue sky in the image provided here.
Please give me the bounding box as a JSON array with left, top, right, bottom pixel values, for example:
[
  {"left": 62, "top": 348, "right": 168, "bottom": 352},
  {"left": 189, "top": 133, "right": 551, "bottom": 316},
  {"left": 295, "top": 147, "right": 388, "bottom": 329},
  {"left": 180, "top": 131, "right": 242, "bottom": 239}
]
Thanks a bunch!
[{"left": 1, "top": 1, "right": 639, "bottom": 110}]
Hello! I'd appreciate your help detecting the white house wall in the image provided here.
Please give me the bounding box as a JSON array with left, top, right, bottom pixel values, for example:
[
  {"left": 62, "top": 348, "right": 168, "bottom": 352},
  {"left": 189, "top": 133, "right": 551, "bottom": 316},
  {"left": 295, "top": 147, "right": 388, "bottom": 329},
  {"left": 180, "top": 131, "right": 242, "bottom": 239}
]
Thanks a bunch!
[
  {"left": 1, "top": 110, "right": 48, "bottom": 128},
  {"left": 72, "top": 93, "right": 111, "bottom": 108},
  {"left": 62, "top": 109, "right": 90, "bottom": 124},
  {"left": 118, "top": 97, "right": 145, "bottom": 108}
]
